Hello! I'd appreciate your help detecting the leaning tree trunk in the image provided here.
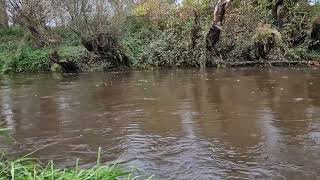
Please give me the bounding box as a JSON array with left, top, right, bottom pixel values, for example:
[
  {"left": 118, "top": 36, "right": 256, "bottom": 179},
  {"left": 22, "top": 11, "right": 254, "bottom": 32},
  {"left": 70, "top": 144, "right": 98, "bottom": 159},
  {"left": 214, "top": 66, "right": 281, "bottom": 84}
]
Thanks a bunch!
[
  {"left": 26, "top": 25, "right": 52, "bottom": 47},
  {"left": 206, "top": 0, "right": 232, "bottom": 52},
  {"left": 80, "top": 33, "right": 129, "bottom": 69},
  {"left": 68, "top": 24, "right": 129, "bottom": 70}
]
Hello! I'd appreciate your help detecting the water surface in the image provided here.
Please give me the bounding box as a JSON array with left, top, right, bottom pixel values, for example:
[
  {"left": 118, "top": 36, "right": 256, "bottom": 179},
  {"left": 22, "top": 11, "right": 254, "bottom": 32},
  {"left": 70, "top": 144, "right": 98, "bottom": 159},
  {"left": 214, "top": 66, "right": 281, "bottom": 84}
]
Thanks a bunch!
[{"left": 1, "top": 68, "right": 320, "bottom": 179}]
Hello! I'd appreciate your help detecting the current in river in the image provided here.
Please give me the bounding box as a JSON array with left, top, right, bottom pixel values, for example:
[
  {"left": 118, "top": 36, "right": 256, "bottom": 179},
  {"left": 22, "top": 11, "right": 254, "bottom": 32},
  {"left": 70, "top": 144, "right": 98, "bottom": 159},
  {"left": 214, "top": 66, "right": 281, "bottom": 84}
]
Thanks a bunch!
[{"left": 0, "top": 68, "right": 320, "bottom": 179}]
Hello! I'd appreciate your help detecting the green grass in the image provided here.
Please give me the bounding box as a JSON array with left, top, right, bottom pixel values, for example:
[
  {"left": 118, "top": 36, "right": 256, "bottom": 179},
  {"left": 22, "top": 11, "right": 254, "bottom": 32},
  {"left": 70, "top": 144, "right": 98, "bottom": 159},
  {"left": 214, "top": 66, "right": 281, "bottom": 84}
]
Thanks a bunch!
[
  {"left": 0, "top": 146, "right": 131, "bottom": 180},
  {"left": 0, "top": 156, "right": 128, "bottom": 180},
  {"left": 0, "top": 127, "right": 152, "bottom": 180},
  {"left": 0, "top": 128, "right": 125, "bottom": 180}
]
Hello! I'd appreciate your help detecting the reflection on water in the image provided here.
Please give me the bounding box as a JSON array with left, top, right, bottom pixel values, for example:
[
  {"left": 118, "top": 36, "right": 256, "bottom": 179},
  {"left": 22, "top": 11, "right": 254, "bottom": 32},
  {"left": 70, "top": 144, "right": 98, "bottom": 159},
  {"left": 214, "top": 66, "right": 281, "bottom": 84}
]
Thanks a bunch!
[{"left": 1, "top": 68, "right": 320, "bottom": 179}]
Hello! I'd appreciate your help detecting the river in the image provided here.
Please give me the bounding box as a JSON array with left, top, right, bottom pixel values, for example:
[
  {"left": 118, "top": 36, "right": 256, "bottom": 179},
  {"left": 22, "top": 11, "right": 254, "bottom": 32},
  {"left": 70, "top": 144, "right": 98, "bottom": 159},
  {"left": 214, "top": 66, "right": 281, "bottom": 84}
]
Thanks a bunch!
[{"left": 0, "top": 68, "right": 320, "bottom": 179}]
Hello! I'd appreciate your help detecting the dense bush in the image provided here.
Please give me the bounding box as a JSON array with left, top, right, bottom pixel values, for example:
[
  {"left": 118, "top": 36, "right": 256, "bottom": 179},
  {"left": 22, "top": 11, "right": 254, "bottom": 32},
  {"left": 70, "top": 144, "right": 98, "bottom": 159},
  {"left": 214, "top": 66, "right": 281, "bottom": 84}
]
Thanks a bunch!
[
  {"left": 0, "top": 27, "right": 86, "bottom": 73},
  {"left": 122, "top": 20, "right": 201, "bottom": 68}
]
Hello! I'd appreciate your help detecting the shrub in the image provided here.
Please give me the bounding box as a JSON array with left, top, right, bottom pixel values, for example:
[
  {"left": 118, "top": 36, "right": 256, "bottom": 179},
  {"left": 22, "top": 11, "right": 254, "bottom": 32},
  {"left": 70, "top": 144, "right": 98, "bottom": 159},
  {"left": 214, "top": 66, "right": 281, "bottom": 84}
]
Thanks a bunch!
[{"left": 253, "top": 24, "right": 281, "bottom": 44}]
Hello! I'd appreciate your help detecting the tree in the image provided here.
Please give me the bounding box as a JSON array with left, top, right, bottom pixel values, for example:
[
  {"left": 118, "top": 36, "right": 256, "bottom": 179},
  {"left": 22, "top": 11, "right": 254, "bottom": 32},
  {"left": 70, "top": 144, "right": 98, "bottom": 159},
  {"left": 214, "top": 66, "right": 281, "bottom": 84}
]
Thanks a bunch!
[
  {"left": 7, "top": 0, "right": 58, "bottom": 47},
  {"left": 64, "top": 0, "right": 130, "bottom": 69},
  {"left": 0, "top": 0, "right": 8, "bottom": 28},
  {"left": 206, "top": 0, "right": 232, "bottom": 51},
  {"left": 133, "top": 0, "right": 176, "bottom": 27}
]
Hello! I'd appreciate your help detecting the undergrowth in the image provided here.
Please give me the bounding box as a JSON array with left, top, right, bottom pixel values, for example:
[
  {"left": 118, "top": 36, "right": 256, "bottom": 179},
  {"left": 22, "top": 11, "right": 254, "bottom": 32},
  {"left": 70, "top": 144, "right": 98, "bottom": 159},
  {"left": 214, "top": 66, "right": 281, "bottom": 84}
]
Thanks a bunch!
[{"left": 0, "top": 27, "right": 85, "bottom": 73}]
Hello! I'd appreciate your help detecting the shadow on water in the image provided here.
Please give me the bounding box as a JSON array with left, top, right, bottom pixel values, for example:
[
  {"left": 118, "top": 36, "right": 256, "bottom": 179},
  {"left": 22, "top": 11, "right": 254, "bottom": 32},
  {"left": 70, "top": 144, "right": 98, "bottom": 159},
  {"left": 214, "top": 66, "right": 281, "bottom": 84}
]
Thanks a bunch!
[{"left": 1, "top": 68, "right": 320, "bottom": 179}]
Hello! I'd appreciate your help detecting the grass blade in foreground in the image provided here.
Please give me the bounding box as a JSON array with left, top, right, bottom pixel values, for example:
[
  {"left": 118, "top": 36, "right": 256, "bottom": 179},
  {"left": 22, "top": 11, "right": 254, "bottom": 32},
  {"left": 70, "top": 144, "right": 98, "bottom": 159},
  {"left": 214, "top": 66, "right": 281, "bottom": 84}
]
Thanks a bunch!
[{"left": 0, "top": 145, "right": 129, "bottom": 180}]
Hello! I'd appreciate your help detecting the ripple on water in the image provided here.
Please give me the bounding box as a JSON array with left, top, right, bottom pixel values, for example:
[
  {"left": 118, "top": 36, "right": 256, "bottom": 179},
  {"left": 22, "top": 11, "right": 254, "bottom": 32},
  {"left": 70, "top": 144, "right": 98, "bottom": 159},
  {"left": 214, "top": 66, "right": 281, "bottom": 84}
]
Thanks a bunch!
[{"left": 1, "top": 68, "right": 320, "bottom": 179}]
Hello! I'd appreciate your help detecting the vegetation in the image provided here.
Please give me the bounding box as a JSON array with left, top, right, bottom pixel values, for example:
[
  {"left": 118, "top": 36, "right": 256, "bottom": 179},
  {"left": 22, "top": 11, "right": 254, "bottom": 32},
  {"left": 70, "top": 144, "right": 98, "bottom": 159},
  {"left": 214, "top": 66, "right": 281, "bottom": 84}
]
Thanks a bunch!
[
  {"left": 0, "top": 26, "right": 85, "bottom": 73},
  {"left": 0, "top": 126, "right": 143, "bottom": 180},
  {"left": 0, "top": 0, "right": 319, "bottom": 73},
  {"left": 0, "top": 123, "right": 150, "bottom": 180},
  {"left": 0, "top": 156, "right": 127, "bottom": 180}
]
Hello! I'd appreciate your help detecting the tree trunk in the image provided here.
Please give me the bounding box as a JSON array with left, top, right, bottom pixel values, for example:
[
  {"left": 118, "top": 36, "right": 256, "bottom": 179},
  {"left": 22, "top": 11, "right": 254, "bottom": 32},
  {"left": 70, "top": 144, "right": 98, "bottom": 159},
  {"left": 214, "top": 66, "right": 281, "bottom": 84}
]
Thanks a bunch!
[
  {"left": 206, "top": 0, "right": 231, "bottom": 51},
  {"left": 190, "top": 10, "right": 200, "bottom": 49},
  {"left": 206, "top": 25, "right": 221, "bottom": 52},
  {"left": 272, "top": 0, "right": 285, "bottom": 27},
  {"left": 309, "top": 16, "right": 320, "bottom": 50},
  {"left": 254, "top": 34, "right": 276, "bottom": 59},
  {"left": 0, "top": 0, "right": 8, "bottom": 28}
]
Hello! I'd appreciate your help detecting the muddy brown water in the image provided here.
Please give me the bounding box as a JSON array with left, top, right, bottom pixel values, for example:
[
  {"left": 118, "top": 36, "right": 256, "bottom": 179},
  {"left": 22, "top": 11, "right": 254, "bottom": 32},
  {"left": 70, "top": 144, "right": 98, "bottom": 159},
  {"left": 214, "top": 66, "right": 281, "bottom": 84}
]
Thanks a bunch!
[{"left": 1, "top": 68, "right": 320, "bottom": 179}]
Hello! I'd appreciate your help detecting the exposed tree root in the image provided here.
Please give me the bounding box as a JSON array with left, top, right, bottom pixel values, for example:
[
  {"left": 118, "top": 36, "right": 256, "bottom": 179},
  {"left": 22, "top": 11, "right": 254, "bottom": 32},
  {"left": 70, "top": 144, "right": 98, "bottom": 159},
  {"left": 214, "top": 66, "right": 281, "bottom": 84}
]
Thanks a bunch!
[{"left": 49, "top": 51, "right": 80, "bottom": 73}]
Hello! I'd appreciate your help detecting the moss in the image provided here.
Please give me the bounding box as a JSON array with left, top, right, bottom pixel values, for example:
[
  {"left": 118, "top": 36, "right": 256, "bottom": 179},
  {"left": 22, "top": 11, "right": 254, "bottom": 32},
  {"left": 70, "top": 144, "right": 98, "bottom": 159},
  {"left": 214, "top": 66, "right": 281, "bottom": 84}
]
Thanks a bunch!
[{"left": 50, "top": 63, "right": 63, "bottom": 72}]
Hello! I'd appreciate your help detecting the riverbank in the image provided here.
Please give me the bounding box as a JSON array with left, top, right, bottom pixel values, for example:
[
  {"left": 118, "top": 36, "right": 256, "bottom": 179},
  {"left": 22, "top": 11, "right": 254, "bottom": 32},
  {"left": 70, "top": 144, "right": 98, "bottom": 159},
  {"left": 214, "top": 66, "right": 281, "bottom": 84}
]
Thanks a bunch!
[
  {"left": 0, "top": 1, "right": 319, "bottom": 73},
  {"left": 1, "top": 26, "right": 319, "bottom": 74}
]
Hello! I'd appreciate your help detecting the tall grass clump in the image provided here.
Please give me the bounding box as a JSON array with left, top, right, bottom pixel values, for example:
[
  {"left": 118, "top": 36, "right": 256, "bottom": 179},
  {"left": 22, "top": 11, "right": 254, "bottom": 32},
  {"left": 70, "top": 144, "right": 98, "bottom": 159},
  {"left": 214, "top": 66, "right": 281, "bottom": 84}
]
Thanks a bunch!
[
  {"left": 0, "top": 147, "right": 128, "bottom": 180},
  {"left": 0, "top": 126, "right": 130, "bottom": 180},
  {"left": 0, "top": 125, "right": 152, "bottom": 180}
]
